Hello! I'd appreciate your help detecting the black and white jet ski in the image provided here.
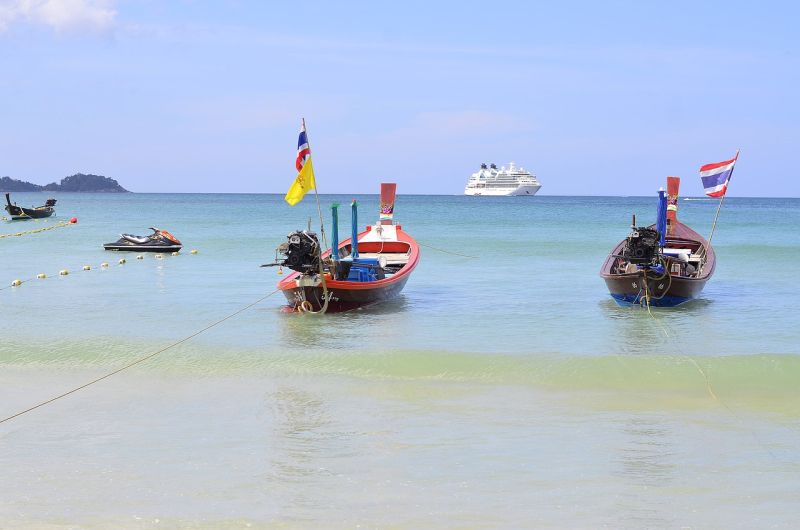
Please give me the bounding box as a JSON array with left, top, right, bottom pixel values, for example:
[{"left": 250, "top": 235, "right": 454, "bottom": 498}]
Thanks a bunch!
[{"left": 103, "top": 227, "right": 182, "bottom": 252}]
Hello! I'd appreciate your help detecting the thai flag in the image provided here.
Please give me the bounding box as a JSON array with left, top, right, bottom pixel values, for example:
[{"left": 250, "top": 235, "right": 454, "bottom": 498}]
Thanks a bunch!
[
  {"left": 295, "top": 122, "right": 311, "bottom": 172},
  {"left": 699, "top": 152, "right": 738, "bottom": 197}
]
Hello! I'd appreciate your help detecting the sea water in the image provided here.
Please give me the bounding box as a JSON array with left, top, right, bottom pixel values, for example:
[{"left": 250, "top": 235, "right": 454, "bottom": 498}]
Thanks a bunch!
[{"left": 1, "top": 193, "right": 799, "bottom": 528}]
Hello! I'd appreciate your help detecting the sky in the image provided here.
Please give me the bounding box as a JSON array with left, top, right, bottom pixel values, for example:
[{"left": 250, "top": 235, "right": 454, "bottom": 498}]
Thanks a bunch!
[{"left": 0, "top": 0, "right": 798, "bottom": 196}]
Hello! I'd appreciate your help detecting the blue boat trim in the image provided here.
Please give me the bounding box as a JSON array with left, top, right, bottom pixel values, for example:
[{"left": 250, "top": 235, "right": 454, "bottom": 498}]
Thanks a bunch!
[{"left": 610, "top": 293, "right": 691, "bottom": 308}]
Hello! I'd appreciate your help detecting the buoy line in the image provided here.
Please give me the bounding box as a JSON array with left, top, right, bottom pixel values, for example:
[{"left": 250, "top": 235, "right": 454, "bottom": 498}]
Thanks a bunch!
[
  {"left": 0, "top": 288, "right": 279, "bottom": 426},
  {"left": 0, "top": 220, "right": 73, "bottom": 239},
  {"left": 2, "top": 251, "right": 197, "bottom": 292}
]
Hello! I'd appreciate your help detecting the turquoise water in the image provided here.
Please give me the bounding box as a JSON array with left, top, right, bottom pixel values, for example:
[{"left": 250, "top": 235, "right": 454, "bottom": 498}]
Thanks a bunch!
[{"left": 2, "top": 193, "right": 800, "bottom": 528}]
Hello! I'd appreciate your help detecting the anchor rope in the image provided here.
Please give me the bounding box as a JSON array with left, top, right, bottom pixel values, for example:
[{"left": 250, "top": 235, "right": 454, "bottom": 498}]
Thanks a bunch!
[{"left": 0, "top": 289, "right": 280, "bottom": 425}]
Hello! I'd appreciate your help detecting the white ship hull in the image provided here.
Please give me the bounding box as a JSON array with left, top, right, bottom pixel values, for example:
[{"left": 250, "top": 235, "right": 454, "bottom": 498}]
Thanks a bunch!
[
  {"left": 464, "top": 184, "right": 541, "bottom": 196},
  {"left": 463, "top": 162, "right": 542, "bottom": 197}
]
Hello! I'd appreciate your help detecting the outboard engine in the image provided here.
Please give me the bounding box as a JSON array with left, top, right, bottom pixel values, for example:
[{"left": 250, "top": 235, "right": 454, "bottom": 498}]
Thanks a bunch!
[
  {"left": 276, "top": 230, "right": 321, "bottom": 273},
  {"left": 622, "top": 227, "right": 660, "bottom": 265}
]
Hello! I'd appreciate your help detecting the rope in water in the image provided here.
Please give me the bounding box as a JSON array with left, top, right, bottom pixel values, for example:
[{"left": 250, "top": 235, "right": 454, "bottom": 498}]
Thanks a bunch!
[
  {"left": 0, "top": 288, "right": 280, "bottom": 426},
  {"left": 640, "top": 289, "right": 778, "bottom": 460},
  {"left": 416, "top": 241, "right": 478, "bottom": 259},
  {"left": 0, "top": 220, "right": 72, "bottom": 239}
]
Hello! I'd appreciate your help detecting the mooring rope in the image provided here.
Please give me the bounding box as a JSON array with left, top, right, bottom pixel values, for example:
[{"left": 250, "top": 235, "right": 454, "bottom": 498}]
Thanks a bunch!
[
  {"left": 641, "top": 296, "right": 778, "bottom": 460},
  {"left": 416, "top": 241, "right": 478, "bottom": 259},
  {"left": 0, "top": 289, "right": 279, "bottom": 425},
  {"left": 0, "top": 220, "right": 71, "bottom": 239}
]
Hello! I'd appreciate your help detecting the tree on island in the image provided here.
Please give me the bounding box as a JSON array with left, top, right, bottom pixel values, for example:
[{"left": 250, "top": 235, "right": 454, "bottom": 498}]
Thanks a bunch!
[
  {"left": 0, "top": 173, "right": 129, "bottom": 192},
  {"left": 0, "top": 176, "right": 41, "bottom": 191}
]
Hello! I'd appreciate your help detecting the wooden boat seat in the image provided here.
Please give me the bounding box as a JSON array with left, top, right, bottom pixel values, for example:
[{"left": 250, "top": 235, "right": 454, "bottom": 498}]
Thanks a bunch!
[
  {"left": 355, "top": 252, "right": 410, "bottom": 265},
  {"left": 663, "top": 248, "right": 692, "bottom": 262}
]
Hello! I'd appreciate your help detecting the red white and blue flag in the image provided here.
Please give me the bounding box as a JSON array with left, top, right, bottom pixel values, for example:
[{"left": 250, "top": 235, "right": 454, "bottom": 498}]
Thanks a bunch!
[
  {"left": 699, "top": 152, "right": 738, "bottom": 198},
  {"left": 296, "top": 122, "right": 311, "bottom": 172}
]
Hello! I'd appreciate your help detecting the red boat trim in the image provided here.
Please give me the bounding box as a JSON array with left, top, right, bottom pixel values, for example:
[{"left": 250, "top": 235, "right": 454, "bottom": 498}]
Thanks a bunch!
[{"left": 277, "top": 226, "right": 420, "bottom": 293}]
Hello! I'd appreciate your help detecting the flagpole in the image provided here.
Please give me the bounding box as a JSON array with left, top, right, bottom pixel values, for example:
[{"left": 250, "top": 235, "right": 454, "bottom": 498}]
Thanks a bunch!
[
  {"left": 303, "top": 118, "right": 328, "bottom": 250},
  {"left": 706, "top": 149, "right": 739, "bottom": 248}
]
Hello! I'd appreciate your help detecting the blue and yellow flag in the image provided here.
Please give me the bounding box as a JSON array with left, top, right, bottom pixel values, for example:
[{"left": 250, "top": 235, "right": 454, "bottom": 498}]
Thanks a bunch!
[
  {"left": 285, "top": 156, "right": 315, "bottom": 206},
  {"left": 285, "top": 121, "right": 315, "bottom": 206}
]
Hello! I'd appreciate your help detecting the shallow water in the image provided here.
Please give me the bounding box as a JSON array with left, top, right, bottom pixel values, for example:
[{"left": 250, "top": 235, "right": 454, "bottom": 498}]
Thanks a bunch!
[{"left": 2, "top": 193, "right": 799, "bottom": 527}]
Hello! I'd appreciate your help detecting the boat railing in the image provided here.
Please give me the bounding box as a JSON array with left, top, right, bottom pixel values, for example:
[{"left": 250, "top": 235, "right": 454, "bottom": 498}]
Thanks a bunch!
[{"left": 694, "top": 244, "right": 709, "bottom": 275}]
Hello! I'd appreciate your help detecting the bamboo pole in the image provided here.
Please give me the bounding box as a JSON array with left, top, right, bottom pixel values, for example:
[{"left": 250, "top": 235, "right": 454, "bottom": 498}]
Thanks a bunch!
[
  {"left": 706, "top": 149, "right": 739, "bottom": 248},
  {"left": 302, "top": 118, "right": 328, "bottom": 250}
]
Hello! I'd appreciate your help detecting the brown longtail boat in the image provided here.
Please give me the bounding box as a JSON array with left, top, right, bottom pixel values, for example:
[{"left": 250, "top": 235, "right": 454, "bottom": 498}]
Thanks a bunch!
[
  {"left": 5, "top": 193, "right": 56, "bottom": 220},
  {"left": 599, "top": 177, "right": 716, "bottom": 307}
]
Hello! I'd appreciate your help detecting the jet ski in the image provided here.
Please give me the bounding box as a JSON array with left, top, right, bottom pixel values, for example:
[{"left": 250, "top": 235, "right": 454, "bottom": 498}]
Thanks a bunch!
[{"left": 103, "top": 227, "right": 182, "bottom": 252}]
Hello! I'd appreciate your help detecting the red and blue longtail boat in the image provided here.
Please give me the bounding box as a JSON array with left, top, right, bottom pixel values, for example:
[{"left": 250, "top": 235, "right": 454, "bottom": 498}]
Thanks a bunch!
[{"left": 268, "top": 183, "right": 420, "bottom": 313}]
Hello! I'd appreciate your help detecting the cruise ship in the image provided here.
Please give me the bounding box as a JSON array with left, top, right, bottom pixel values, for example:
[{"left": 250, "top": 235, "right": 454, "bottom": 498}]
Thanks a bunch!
[{"left": 464, "top": 162, "right": 542, "bottom": 196}]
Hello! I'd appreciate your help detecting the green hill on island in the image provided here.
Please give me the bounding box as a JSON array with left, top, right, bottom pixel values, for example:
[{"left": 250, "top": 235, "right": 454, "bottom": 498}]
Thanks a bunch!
[{"left": 0, "top": 173, "right": 129, "bottom": 192}]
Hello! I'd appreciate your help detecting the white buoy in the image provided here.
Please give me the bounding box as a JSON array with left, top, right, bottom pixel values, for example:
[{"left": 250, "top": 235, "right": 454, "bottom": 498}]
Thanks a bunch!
[
  {"left": 101, "top": 262, "right": 109, "bottom": 268},
  {"left": 37, "top": 273, "right": 46, "bottom": 279},
  {"left": 83, "top": 265, "right": 91, "bottom": 271},
  {"left": 11, "top": 279, "right": 22, "bottom": 286},
  {"left": 190, "top": 249, "right": 198, "bottom": 254},
  {"left": 59, "top": 269, "right": 69, "bottom": 276},
  {"left": 171, "top": 251, "right": 179, "bottom": 256},
  {"left": 155, "top": 254, "right": 163, "bottom": 259},
  {"left": 118, "top": 258, "right": 126, "bottom": 265},
  {"left": 136, "top": 255, "right": 144, "bottom": 260}
]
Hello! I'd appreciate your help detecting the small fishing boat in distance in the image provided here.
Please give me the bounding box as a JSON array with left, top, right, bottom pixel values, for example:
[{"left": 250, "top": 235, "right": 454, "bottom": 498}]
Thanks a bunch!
[
  {"left": 103, "top": 228, "right": 182, "bottom": 252},
  {"left": 600, "top": 177, "right": 716, "bottom": 307},
  {"left": 265, "top": 183, "right": 420, "bottom": 313},
  {"left": 4, "top": 193, "right": 56, "bottom": 220}
]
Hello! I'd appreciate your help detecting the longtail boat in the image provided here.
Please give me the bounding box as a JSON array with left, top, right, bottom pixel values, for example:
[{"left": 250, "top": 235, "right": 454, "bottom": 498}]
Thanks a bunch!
[
  {"left": 600, "top": 177, "right": 716, "bottom": 307},
  {"left": 266, "top": 183, "right": 420, "bottom": 313},
  {"left": 5, "top": 193, "right": 56, "bottom": 220}
]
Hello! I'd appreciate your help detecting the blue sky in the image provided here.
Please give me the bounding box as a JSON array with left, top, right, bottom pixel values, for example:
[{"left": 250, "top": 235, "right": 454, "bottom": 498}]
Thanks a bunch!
[{"left": 1, "top": 1, "right": 797, "bottom": 196}]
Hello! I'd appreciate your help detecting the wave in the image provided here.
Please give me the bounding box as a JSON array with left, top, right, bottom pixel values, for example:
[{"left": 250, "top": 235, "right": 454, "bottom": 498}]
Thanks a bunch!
[{"left": 3, "top": 338, "right": 800, "bottom": 414}]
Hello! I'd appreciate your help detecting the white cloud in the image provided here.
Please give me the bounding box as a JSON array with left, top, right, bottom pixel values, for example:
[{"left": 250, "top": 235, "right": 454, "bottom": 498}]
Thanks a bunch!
[{"left": 0, "top": 0, "right": 116, "bottom": 33}]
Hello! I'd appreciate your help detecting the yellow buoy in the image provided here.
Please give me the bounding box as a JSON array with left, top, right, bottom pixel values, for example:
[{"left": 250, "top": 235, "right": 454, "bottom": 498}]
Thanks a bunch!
[
  {"left": 136, "top": 255, "right": 144, "bottom": 260},
  {"left": 59, "top": 269, "right": 69, "bottom": 276},
  {"left": 118, "top": 258, "right": 126, "bottom": 265},
  {"left": 101, "top": 262, "right": 109, "bottom": 268},
  {"left": 83, "top": 265, "right": 91, "bottom": 271},
  {"left": 11, "top": 279, "right": 22, "bottom": 287},
  {"left": 37, "top": 273, "right": 46, "bottom": 279},
  {"left": 190, "top": 249, "right": 198, "bottom": 254}
]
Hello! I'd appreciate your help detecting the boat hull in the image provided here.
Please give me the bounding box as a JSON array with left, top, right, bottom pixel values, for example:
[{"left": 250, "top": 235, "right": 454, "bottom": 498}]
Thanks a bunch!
[
  {"left": 599, "top": 221, "right": 716, "bottom": 308},
  {"left": 5, "top": 205, "right": 55, "bottom": 220},
  {"left": 103, "top": 243, "right": 182, "bottom": 252},
  {"left": 4, "top": 194, "right": 56, "bottom": 220},
  {"left": 464, "top": 184, "right": 541, "bottom": 196},
  {"left": 602, "top": 274, "right": 709, "bottom": 307},
  {"left": 277, "top": 225, "right": 419, "bottom": 313},
  {"left": 280, "top": 274, "right": 411, "bottom": 313}
]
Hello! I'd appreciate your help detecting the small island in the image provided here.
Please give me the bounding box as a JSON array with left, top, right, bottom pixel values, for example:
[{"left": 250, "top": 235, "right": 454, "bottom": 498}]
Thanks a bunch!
[{"left": 0, "top": 173, "right": 129, "bottom": 192}]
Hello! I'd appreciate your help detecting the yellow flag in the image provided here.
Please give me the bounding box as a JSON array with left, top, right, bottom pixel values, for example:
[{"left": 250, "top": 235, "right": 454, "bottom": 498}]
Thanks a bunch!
[{"left": 285, "top": 157, "right": 316, "bottom": 206}]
